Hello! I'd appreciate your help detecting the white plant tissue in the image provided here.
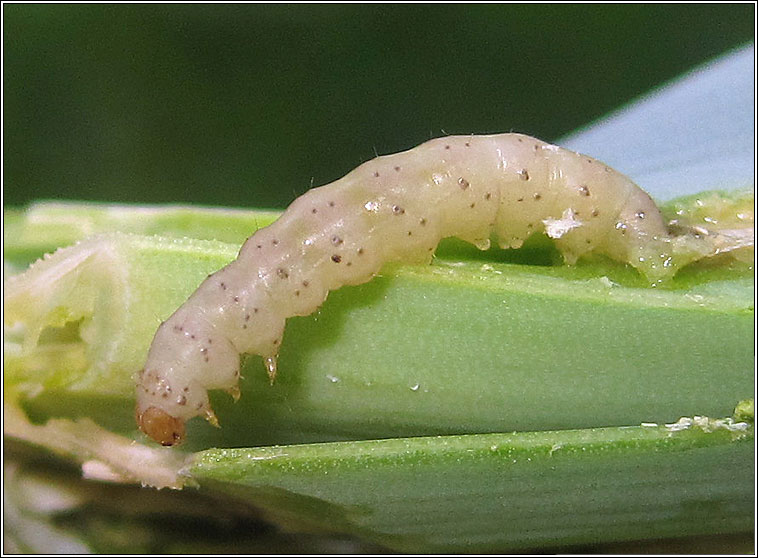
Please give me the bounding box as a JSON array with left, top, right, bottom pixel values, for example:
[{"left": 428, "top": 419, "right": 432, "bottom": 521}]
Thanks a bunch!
[{"left": 560, "top": 44, "right": 755, "bottom": 201}]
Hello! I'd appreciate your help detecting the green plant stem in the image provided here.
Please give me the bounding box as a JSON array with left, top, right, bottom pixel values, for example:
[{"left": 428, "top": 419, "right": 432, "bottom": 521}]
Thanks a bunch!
[{"left": 191, "top": 417, "right": 753, "bottom": 552}]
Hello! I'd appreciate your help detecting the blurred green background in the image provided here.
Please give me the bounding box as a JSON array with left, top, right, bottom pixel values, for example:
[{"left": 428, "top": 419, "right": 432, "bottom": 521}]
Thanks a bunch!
[{"left": 3, "top": 4, "right": 754, "bottom": 209}]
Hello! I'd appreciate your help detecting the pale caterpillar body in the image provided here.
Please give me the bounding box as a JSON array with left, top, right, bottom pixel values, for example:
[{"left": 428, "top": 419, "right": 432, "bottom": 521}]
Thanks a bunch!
[{"left": 136, "top": 133, "right": 748, "bottom": 445}]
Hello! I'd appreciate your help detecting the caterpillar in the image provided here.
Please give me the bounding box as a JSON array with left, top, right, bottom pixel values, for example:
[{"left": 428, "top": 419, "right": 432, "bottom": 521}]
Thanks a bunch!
[{"left": 136, "top": 133, "right": 749, "bottom": 446}]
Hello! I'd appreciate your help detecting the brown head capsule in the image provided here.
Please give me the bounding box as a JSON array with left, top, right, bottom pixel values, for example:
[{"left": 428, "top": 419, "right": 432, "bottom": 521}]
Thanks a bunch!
[{"left": 137, "top": 405, "right": 186, "bottom": 446}]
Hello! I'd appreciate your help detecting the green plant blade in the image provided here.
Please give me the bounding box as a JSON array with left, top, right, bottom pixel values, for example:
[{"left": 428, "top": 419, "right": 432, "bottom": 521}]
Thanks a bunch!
[
  {"left": 4, "top": 200, "right": 753, "bottom": 450},
  {"left": 2, "top": 201, "right": 280, "bottom": 270},
  {"left": 5, "top": 192, "right": 751, "bottom": 551},
  {"left": 190, "top": 417, "right": 753, "bottom": 553}
]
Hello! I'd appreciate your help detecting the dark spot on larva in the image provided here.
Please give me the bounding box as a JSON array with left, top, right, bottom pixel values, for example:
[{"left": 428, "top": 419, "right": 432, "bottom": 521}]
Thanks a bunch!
[
  {"left": 346, "top": 262, "right": 352, "bottom": 266},
  {"left": 207, "top": 339, "right": 212, "bottom": 344},
  {"left": 183, "top": 387, "right": 189, "bottom": 392},
  {"left": 332, "top": 254, "right": 342, "bottom": 263},
  {"left": 190, "top": 334, "right": 195, "bottom": 339},
  {"left": 374, "top": 171, "right": 380, "bottom": 177},
  {"left": 408, "top": 231, "right": 413, "bottom": 236},
  {"left": 527, "top": 223, "right": 533, "bottom": 229},
  {"left": 469, "top": 203, "right": 475, "bottom": 208},
  {"left": 458, "top": 177, "right": 470, "bottom": 189},
  {"left": 234, "top": 370, "right": 239, "bottom": 377},
  {"left": 328, "top": 201, "right": 335, "bottom": 207},
  {"left": 272, "top": 239, "right": 279, "bottom": 245},
  {"left": 445, "top": 145, "right": 450, "bottom": 150},
  {"left": 428, "top": 247, "right": 434, "bottom": 251},
  {"left": 357, "top": 247, "right": 364, "bottom": 255},
  {"left": 273, "top": 339, "right": 279, "bottom": 345},
  {"left": 295, "top": 290, "right": 300, "bottom": 296},
  {"left": 302, "top": 280, "right": 309, "bottom": 287},
  {"left": 196, "top": 403, "right": 203, "bottom": 410},
  {"left": 394, "top": 166, "right": 401, "bottom": 172},
  {"left": 311, "top": 208, "right": 317, "bottom": 214},
  {"left": 245, "top": 314, "right": 250, "bottom": 321},
  {"left": 533, "top": 193, "right": 542, "bottom": 200},
  {"left": 178, "top": 396, "right": 187, "bottom": 406},
  {"left": 256, "top": 244, "right": 262, "bottom": 249},
  {"left": 519, "top": 170, "right": 530, "bottom": 181},
  {"left": 331, "top": 236, "right": 343, "bottom": 246},
  {"left": 636, "top": 211, "right": 646, "bottom": 219},
  {"left": 233, "top": 296, "right": 239, "bottom": 303},
  {"left": 465, "top": 142, "right": 470, "bottom": 147},
  {"left": 204, "top": 357, "right": 209, "bottom": 362},
  {"left": 591, "top": 209, "right": 599, "bottom": 217},
  {"left": 420, "top": 218, "right": 427, "bottom": 225},
  {"left": 242, "top": 324, "right": 247, "bottom": 329},
  {"left": 393, "top": 205, "right": 405, "bottom": 215},
  {"left": 586, "top": 239, "right": 592, "bottom": 244},
  {"left": 579, "top": 185, "right": 590, "bottom": 196},
  {"left": 200, "top": 348, "right": 208, "bottom": 354},
  {"left": 518, "top": 138, "right": 523, "bottom": 143},
  {"left": 533, "top": 145, "right": 539, "bottom": 151},
  {"left": 173, "top": 325, "right": 182, "bottom": 332},
  {"left": 586, "top": 158, "right": 593, "bottom": 164},
  {"left": 484, "top": 192, "right": 491, "bottom": 200},
  {"left": 604, "top": 167, "right": 611, "bottom": 172},
  {"left": 277, "top": 268, "right": 289, "bottom": 279},
  {"left": 517, "top": 197, "right": 524, "bottom": 202},
  {"left": 254, "top": 308, "right": 259, "bottom": 313},
  {"left": 220, "top": 282, "right": 226, "bottom": 290},
  {"left": 162, "top": 393, "right": 168, "bottom": 398}
]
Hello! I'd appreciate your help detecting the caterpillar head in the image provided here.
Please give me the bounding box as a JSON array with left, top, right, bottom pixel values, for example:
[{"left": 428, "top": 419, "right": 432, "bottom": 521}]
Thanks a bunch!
[{"left": 136, "top": 404, "right": 186, "bottom": 446}]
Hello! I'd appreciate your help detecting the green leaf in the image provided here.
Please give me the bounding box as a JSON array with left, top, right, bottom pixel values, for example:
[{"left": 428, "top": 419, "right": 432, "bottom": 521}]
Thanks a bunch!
[
  {"left": 190, "top": 417, "right": 753, "bottom": 553},
  {"left": 2, "top": 201, "right": 280, "bottom": 269},
  {"left": 5, "top": 200, "right": 753, "bottom": 448}
]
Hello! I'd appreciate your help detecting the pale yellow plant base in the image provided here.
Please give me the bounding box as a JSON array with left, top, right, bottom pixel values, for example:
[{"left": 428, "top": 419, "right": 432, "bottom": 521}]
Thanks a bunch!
[{"left": 3, "top": 402, "right": 191, "bottom": 489}]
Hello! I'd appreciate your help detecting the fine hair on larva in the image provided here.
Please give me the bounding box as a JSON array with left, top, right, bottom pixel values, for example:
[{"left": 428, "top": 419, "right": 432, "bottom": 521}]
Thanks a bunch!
[{"left": 135, "top": 132, "right": 747, "bottom": 445}]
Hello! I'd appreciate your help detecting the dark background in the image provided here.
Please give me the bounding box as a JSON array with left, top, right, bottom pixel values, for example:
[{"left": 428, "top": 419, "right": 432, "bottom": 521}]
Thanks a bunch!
[{"left": 3, "top": 4, "right": 754, "bottom": 208}]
